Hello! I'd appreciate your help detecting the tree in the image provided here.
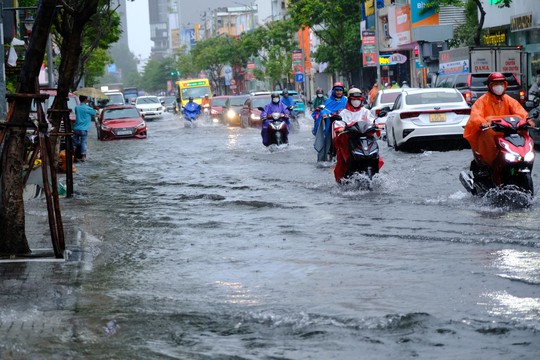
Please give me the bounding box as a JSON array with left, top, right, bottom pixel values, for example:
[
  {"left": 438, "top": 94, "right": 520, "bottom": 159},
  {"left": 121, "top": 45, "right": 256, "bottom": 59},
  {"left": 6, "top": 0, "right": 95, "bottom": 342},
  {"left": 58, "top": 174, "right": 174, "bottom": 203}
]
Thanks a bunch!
[
  {"left": 138, "top": 56, "right": 178, "bottom": 93},
  {"left": 287, "top": 0, "right": 363, "bottom": 84},
  {"left": 0, "top": 0, "right": 59, "bottom": 255},
  {"left": 422, "top": 0, "right": 513, "bottom": 46}
]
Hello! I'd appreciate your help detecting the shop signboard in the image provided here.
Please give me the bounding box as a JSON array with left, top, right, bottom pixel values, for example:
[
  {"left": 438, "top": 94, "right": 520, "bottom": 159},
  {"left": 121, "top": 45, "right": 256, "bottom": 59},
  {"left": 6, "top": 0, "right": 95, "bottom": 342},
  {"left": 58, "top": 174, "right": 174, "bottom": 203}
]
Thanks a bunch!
[{"left": 362, "top": 30, "right": 377, "bottom": 67}]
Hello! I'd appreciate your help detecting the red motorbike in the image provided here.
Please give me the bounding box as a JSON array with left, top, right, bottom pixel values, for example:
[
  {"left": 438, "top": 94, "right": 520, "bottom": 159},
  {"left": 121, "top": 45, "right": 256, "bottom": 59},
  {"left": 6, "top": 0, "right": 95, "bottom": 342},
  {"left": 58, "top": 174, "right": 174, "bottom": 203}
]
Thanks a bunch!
[{"left": 460, "top": 115, "right": 536, "bottom": 196}]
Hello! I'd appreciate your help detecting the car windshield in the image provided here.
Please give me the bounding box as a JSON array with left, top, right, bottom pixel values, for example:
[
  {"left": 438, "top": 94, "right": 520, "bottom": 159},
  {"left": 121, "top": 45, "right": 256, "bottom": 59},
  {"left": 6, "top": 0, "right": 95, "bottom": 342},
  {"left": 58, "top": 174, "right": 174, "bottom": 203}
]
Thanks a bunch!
[
  {"left": 107, "top": 93, "right": 124, "bottom": 104},
  {"left": 380, "top": 92, "right": 401, "bottom": 104},
  {"left": 103, "top": 107, "right": 140, "bottom": 120},
  {"left": 161, "top": 97, "right": 176, "bottom": 105},
  {"left": 137, "top": 97, "right": 159, "bottom": 105},
  {"left": 405, "top": 92, "right": 463, "bottom": 105},
  {"left": 230, "top": 96, "right": 248, "bottom": 107},
  {"left": 252, "top": 98, "right": 268, "bottom": 108},
  {"left": 212, "top": 98, "right": 228, "bottom": 107}
]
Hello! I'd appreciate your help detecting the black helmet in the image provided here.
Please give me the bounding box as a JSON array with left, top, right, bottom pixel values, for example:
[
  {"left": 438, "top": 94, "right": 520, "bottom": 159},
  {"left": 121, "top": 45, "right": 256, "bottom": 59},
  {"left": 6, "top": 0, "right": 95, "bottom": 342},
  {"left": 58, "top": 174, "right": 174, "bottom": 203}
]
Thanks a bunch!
[
  {"left": 282, "top": 89, "right": 289, "bottom": 95},
  {"left": 188, "top": 97, "right": 193, "bottom": 101},
  {"left": 271, "top": 93, "right": 280, "bottom": 99},
  {"left": 316, "top": 88, "right": 323, "bottom": 94}
]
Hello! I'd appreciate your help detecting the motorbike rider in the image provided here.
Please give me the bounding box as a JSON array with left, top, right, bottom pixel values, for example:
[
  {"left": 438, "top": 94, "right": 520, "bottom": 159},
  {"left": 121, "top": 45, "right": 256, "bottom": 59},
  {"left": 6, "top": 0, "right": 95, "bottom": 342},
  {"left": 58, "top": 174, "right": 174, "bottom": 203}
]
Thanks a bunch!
[
  {"left": 332, "top": 88, "right": 378, "bottom": 182},
  {"left": 310, "top": 88, "right": 327, "bottom": 111},
  {"left": 368, "top": 83, "right": 378, "bottom": 107},
  {"left": 464, "top": 71, "right": 532, "bottom": 178},
  {"left": 183, "top": 96, "right": 201, "bottom": 120},
  {"left": 201, "top": 94, "right": 211, "bottom": 107},
  {"left": 280, "top": 89, "right": 296, "bottom": 112},
  {"left": 260, "top": 93, "right": 290, "bottom": 146},
  {"left": 313, "top": 82, "right": 348, "bottom": 161}
]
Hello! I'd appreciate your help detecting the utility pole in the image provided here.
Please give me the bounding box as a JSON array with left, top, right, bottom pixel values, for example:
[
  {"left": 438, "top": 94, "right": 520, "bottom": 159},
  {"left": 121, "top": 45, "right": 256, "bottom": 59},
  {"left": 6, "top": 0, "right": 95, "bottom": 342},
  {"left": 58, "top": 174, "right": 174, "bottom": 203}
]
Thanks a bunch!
[{"left": 374, "top": 3, "right": 381, "bottom": 86}]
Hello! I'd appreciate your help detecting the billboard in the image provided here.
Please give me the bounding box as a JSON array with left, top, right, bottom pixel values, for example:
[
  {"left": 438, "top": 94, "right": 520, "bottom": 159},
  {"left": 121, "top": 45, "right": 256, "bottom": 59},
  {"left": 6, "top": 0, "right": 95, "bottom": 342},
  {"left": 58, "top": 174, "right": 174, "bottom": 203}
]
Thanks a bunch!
[{"left": 410, "top": 0, "right": 439, "bottom": 27}]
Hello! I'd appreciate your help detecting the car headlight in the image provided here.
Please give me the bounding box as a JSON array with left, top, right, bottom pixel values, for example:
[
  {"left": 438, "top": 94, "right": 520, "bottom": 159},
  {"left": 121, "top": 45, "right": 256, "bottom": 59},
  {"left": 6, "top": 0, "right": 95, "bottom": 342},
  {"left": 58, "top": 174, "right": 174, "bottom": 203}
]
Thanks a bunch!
[
  {"left": 227, "top": 109, "right": 236, "bottom": 118},
  {"left": 136, "top": 121, "right": 146, "bottom": 129},
  {"left": 101, "top": 124, "right": 111, "bottom": 131},
  {"left": 504, "top": 153, "right": 521, "bottom": 162},
  {"left": 250, "top": 113, "right": 260, "bottom": 120},
  {"left": 524, "top": 151, "right": 535, "bottom": 162},
  {"left": 211, "top": 109, "right": 218, "bottom": 115}
]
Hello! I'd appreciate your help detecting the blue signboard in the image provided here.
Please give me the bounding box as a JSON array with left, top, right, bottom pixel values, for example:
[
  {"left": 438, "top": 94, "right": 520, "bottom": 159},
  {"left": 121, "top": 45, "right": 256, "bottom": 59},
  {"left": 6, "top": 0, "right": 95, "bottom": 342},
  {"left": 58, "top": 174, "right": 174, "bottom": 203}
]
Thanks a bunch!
[{"left": 295, "top": 73, "right": 304, "bottom": 83}]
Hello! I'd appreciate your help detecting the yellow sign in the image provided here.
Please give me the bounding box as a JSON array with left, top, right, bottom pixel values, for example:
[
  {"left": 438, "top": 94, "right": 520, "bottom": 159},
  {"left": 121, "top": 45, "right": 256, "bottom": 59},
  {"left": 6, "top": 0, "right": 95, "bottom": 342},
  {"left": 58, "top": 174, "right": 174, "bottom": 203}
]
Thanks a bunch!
[
  {"left": 511, "top": 13, "right": 532, "bottom": 31},
  {"left": 483, "top": 32, "right": 506, "bottom": 46}
]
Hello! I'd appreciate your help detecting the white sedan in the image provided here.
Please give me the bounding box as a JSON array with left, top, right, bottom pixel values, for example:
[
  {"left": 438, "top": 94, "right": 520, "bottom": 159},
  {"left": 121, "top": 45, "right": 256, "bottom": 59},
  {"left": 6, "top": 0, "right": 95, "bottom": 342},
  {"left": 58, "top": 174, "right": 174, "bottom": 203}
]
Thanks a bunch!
[
  {"left": 135, "top": 96, "right": 164, "bottom": 119},
  {"left": 384, "top": 88, "right": 471, "bottom": 150}
]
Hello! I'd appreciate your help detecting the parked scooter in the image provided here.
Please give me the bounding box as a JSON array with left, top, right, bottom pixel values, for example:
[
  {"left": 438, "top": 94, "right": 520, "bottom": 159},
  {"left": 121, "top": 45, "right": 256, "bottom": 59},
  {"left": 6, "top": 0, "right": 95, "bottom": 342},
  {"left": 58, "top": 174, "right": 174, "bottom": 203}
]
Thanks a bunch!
[{"left": 459, "top": 114, "right": 537, "bottom": 197}]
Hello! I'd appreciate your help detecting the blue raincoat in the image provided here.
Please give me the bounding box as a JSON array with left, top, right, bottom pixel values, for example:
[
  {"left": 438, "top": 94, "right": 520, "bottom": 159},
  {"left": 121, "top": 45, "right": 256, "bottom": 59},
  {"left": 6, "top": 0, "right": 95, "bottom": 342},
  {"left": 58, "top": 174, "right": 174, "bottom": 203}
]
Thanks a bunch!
[
  {"left": 260, "top": 102, "right": 290, "bottom": 146},
  {"left": 313, "top": 89, "right": 347, "bottom": 161},
  {"left": 184, "top": 101, "right": 201, "bottom": 120}
]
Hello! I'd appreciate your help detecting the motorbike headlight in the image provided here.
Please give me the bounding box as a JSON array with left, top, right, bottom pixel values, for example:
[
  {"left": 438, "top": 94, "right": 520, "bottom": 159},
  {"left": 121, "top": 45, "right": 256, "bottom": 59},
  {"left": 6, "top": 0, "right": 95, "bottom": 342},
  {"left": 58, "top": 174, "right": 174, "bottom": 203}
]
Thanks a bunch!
[
  {"left": 504, "top": 153, "right": 521, "bottom": 162},
  {"left": 227, "top": 109, "right": 236, "bottom": 118},
  {"left": 250, "top": 113, "right": 260, "bottom": 120},
  {"left": 524, "top": 151, "right": 535, "bottom": 162}
]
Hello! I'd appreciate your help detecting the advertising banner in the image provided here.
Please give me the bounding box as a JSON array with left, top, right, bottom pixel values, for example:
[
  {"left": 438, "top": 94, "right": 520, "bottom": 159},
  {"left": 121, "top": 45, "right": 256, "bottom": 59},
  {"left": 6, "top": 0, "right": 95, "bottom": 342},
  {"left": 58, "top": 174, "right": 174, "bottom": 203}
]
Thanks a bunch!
[
  {"left": 388, "top": 5, "right": 412, "bottom": 48},
  {"left": 410, "top": 0, "right": 439, "bottom": 27},
  {"left": 362, "top": 31, "right": 377, "bottom": 67}
]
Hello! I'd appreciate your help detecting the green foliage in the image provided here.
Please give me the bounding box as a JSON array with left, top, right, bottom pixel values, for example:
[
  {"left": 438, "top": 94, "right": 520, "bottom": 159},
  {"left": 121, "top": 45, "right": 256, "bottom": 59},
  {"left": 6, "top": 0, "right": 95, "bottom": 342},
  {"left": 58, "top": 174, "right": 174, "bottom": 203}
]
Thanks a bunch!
[
  {"left": 139, "top": 56, "right": 178, "bottom": 93},
  {"left": 174, "top": 46, "right": 199, "bottom": 79},
  {"left": 287, "top": 0, "right": 362, "bottom": 82},
  {"left": 84, "top": 48, "right": 112, "bottom": 86},
  {"left": 450, "top": 0, "right": 479, "bottom": 47}
]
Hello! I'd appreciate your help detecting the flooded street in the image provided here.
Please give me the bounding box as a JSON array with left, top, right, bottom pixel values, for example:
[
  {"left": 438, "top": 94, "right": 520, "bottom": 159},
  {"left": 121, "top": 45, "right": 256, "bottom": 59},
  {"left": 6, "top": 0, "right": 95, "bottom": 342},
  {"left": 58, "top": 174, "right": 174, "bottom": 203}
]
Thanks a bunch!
[{"left": 2, "top": 112, "right": 540, "bottom": 359}]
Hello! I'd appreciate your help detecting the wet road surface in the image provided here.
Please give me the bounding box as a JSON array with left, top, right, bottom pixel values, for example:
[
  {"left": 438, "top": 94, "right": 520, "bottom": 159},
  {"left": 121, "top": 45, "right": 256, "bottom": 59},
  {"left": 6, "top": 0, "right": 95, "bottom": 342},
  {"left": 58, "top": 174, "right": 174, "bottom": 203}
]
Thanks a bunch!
[{"left": 2, "top": 112, "right": 540, "bottom": 359}]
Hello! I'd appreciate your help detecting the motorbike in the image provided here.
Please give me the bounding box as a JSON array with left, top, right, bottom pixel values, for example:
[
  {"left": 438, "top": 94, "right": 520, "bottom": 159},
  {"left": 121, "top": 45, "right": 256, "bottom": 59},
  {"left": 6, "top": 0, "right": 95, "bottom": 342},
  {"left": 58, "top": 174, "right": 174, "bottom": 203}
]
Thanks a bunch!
[
  {"left": 287, "top": 105, "right": 300, "bottom": 132},
  {"left": 183, "top": 108, "right": 199, "bottom": 128},
  {"left": 266, "top": 112, "right": 289, "bottom": 146},
  {"left": 202, "top": 104, "right": 211, "bottom": 124},
  {"left": 459, "top": 114, "right": 536, "bottom": 197},
  {"left": 312, "top": 106, "right": 338, "bottom": 162},
  {"left": 334, "top": 118, "right": 382, "bottom": 184}
]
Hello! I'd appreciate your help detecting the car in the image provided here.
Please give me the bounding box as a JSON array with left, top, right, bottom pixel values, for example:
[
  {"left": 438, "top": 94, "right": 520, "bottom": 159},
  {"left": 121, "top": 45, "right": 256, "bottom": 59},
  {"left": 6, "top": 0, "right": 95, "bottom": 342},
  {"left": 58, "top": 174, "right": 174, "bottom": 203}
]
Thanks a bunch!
[
  {"left": 135, "top": 95, "right": 164, "bottom": 119},
  {"left": 104, "top": 91, "right": 125, "bottom": 106},
  {"left": 369, "top": 88, "right": 409, "bottom": 140},
  {"left": 384, "top": 88, "right": 471, "bottom": 151},
  {"left": 210, "top": 95, "right": 231, "bottom": 123},
  {"left": 159, "top": 96, "right": 179, "bottom": 114},
  {"left": 239, "top": 94, "right": 270, "bottom": 128},
  {"left": 224, "top": 94, "right": 250, "bottom": 127},
  {"left": 95, "top": 105, "right": 147, "bottom": 141},
  {"left": 435, "top": 72, "right": 526, "bottom": 106}
]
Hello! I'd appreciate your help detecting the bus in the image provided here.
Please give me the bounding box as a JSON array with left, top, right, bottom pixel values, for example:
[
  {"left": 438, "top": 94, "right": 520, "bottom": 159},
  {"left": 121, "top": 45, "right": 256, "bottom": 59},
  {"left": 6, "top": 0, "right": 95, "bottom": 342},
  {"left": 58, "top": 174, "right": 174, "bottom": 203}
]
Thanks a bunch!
[{"left": 176, "top": 78, "right": 212, "bottom": 106}]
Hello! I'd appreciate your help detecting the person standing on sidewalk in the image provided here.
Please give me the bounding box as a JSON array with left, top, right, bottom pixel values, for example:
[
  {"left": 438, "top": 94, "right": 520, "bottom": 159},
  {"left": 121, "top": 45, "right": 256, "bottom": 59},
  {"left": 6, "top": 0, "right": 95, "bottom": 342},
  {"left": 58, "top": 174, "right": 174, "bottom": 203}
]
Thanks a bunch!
[{"left": 73, "top": 95, "right": 97, "bottom": 162}]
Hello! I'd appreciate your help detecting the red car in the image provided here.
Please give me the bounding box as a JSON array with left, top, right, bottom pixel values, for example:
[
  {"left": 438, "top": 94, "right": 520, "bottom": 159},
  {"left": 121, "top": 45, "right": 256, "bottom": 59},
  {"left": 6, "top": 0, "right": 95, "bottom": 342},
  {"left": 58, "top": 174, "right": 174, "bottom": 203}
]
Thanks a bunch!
[
  {"left": 95, "top": 105, "right": 147, "bottom": 140},
  {"left": 239, "top": 94, "right": 269, "bottom": 128},
  {"left": 210, "top": 95, "right": 230, "bottom": 124}
]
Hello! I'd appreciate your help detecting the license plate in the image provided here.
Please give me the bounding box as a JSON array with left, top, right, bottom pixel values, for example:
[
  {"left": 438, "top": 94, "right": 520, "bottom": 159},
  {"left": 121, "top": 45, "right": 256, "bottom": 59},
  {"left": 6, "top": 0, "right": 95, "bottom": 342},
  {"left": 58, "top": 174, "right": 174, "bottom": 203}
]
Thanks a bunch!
[
  {"left": 429, "top": 113, "right": 446, "bottom": 122},
  {"left": 116, "top": 130, "right": 132, "bottom": 135}
]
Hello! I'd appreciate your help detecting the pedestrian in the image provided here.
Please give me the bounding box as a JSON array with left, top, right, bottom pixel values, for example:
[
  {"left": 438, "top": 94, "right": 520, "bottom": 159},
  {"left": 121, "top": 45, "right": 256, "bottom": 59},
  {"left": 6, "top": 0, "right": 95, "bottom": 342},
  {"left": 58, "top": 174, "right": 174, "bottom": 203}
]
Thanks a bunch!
[
  {"left": 73, "top": 95, "right": 98, "bottom": 162},
  {"left": 368, "top": 83, "right": 379, "bottom": 107},
  {"left": 391, "top": 80, "right": 400, "bottom": 89},
  {"left": 401, "top": 80, "right": 410, "bottom": 88}
]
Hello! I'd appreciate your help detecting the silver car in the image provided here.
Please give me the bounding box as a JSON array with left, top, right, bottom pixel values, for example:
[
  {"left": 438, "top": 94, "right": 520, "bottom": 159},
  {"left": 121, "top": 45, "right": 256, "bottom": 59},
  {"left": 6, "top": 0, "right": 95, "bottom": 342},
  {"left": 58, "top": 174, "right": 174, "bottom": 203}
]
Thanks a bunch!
[{"left": 384, "top": 88, "right": 471, "bottom": 150}]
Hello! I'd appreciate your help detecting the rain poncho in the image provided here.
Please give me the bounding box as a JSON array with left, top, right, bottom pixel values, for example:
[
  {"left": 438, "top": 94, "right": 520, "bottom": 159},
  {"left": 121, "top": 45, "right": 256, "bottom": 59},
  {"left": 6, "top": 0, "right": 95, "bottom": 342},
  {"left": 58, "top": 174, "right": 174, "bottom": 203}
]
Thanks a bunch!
[
  {"left": 313, "top": 88, "right": 347, "bottom": 161},
  {"left": 464, "top": 91, "right": 528, "bottom": 166},
  {"left": 260, "top": 102, "right": 290, "bottom": 146},
  {"left": 184, "top": 101, "right": 201, "bottom": 120}
]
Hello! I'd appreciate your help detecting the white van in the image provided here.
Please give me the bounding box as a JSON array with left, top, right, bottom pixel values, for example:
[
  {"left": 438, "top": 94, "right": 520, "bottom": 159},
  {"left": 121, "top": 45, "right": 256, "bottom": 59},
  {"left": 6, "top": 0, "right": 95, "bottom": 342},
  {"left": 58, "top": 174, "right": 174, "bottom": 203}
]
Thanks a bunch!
[{"left": 104, "top": 91, "right": 125, "bottom": 106}]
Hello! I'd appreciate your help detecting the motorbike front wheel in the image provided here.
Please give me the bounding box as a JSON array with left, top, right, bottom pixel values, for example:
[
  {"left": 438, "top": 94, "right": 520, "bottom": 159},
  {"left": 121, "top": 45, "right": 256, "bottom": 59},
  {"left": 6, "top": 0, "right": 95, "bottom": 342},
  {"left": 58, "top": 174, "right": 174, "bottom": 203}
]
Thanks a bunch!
[{"left": 512, "top": 172, "right": 534, "bottom": 195}]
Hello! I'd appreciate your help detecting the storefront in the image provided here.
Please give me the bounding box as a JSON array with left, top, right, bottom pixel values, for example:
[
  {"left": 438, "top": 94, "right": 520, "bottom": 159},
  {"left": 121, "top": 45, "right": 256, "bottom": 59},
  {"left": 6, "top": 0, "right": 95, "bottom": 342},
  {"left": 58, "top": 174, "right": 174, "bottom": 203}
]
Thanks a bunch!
[{"left": 507, "top": 12, "right": 540, "bottom": 86}]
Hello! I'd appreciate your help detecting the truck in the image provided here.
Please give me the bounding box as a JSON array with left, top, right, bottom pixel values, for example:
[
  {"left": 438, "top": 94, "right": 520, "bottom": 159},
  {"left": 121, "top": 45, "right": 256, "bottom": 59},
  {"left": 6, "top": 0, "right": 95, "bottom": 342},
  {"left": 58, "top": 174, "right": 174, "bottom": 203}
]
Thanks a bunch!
[{"left": 435, "top": 46, "right": 527, "bottom": 105}]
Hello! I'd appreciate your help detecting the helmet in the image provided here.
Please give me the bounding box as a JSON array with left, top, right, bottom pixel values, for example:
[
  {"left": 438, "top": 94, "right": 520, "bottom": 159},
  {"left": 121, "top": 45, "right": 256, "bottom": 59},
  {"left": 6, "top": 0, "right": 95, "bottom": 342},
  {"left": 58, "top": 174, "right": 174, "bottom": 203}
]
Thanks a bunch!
[
  {"left": 271, "top": 93, "right": 280, "bottom": 99},
  {"left": 487, "top": 72, "right": 507, "bottom": 95},
  {"left": 402, "top": 81, "right": 408, "bottom": 85},
  {"left": 487, "top": 72, "right": 506, "bottom": 84},
  {"left": 282, "top": 89, "right": 289, "bottom": 95},
  {"left": 204, "top": 94, "right": 209, "bottom": 97},
  {"left": 347, "top": 88, "right": 363, "bottom": 98},
  {"left": 188, "top": 96, "right": 193, "bottom": 101},
  {"left": 332, "top": 82, "right": 344, "bottom": 90},
  {"left": 316, "top": 88, "right": 324, "bottom": 94}
]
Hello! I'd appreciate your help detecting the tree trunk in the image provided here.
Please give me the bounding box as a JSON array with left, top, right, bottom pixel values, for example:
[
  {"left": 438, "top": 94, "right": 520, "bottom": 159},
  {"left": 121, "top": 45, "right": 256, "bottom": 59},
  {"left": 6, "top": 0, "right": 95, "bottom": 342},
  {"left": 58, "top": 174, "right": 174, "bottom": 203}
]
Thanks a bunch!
[
  {"left": 474, "top": 0, "right": 486, "bottom": 46},
  {"left": 0, "top": 0, "right": 58, "bottom": 255}
]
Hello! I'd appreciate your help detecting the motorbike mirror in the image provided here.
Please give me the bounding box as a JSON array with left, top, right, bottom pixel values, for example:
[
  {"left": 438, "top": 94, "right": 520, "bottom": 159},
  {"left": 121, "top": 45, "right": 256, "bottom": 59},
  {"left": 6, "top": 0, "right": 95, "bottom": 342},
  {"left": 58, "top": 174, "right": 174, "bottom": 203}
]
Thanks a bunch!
[
  {"left": 377, "top": 110, "right": 387, "bottom": 118},
  {"left": 530, "top": 110, "right": 539, "bottom": 119},
  {"left": 525, "top": 100, "right": 535, "bottom": 109},
  {"left": 257, "top": 107, "right": 264, "bottom": 111}
]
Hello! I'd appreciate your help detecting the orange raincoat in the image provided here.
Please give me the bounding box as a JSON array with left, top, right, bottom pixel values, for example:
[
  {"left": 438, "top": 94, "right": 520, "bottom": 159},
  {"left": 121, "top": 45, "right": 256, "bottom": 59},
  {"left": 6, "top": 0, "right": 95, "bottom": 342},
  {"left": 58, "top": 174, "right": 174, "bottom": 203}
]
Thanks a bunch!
[{"left": 464, "top": 92, "right": 528, "bottom": 166}]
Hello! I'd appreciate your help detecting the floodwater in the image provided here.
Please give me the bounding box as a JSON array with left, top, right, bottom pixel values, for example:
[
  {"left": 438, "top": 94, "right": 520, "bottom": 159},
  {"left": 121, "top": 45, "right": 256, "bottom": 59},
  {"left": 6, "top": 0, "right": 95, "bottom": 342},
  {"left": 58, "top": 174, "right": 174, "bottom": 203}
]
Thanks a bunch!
[{"left": 2, "top": 112, "right": 540, "bottom": 359}]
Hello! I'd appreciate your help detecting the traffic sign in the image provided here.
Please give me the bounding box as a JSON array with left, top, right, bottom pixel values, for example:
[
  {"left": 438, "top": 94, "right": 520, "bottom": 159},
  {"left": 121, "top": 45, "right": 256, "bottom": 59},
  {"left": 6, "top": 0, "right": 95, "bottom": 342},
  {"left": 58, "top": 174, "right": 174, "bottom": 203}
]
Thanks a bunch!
[{"left": 295, "top": 73, "right": 304, "bottom": 83}]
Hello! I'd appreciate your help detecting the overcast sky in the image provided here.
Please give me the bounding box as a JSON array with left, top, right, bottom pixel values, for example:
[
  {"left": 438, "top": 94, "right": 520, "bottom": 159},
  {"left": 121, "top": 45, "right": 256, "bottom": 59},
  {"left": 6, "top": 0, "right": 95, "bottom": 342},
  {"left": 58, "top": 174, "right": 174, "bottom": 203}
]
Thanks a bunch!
[{"left": 126, "top": 0, "right": 152, "bottom": 60}]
